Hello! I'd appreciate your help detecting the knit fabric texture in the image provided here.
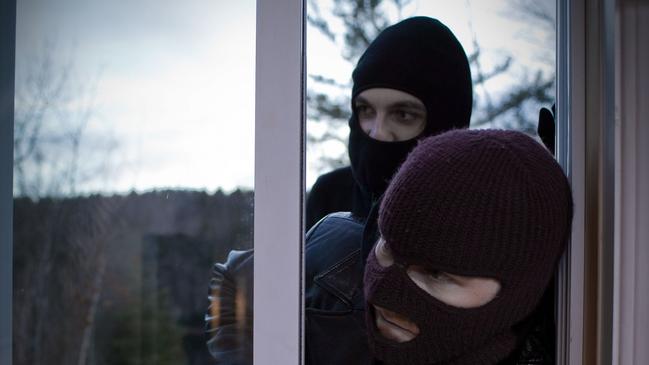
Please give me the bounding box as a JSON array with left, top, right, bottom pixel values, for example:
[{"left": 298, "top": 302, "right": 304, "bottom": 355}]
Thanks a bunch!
[{"left": 364, "top": 129, "right": 573, "bottom": 365}]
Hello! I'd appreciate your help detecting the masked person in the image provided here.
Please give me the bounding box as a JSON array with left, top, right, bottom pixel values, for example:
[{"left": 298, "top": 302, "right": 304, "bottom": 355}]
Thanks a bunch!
[
  {"left": 206, "top": 16, "right": 472, "bottom": 364},
  {"left": 206, "top": 16, "right": 550, "bottom": 365},
  {"left": 306, "top": 15, "right": 472, "bottom": 230},
  {"left": 365, "top": 129, "right": 573, "bottom": 365},
  {"left": 303, "top": 16, "right": 560, "bottom": 365}
]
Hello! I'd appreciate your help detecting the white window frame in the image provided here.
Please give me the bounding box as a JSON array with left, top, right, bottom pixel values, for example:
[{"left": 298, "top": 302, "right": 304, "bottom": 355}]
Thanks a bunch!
[
  {"left": 0, "top": 1, "right": 308, "bottom": 365},
  {"left": 253, "top": 1, "right": 305, "bottom": 365},
  {"left": 5, "top": 0, "right": 639, "bottom": 364}
]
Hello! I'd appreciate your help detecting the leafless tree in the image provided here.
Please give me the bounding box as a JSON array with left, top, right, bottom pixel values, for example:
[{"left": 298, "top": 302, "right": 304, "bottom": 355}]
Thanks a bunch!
[
  {"left": 13, "top": 196, "right": 119, "bottom": 365},
  {"left": 13, "top": 43, "right": 117, "bottom": 198},
  {"left": 306, "top": 0, "right": 556, "bottom": 174},
  {"left": 12, "top": 42, "right": 119, "bottom": 365}
]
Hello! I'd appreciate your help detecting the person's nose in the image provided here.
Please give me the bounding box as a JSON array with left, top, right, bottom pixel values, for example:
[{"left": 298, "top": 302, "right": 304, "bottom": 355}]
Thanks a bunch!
[{"left": 369, "top": 114, "right": 394, "bottom": 142}]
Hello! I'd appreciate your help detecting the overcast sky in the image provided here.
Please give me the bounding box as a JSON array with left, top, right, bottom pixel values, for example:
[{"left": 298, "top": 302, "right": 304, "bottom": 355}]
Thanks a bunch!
[
  {"left": 305, "top": 0, "right": 555, "bottom": 187},
  {"left": 15, "top": 0, "right": 554, "bottom": 194},
  {"left": 16, "top": 0, "right": 256, "bottom": 194}
]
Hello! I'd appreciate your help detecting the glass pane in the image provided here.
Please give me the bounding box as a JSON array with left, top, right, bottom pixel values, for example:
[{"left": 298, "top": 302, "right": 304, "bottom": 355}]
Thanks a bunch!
[
  {"left": 304, "top": 0, "right": 556, "bottom": 363},
  {"left": 13, "top": 1, "right": 255, "bottom": 364},
  {"left": 306, "top": 0, "right": 555, "bottom": 195}
]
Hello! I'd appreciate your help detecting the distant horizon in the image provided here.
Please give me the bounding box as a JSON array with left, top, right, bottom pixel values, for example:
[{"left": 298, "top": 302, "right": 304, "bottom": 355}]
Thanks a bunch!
[{"left": 12, "top": 184, "right": 255, "bottom": 200}]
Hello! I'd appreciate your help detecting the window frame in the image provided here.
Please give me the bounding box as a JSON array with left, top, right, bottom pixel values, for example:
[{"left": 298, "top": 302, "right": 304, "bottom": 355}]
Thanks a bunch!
[
  {"left": 555, "top": 0, "right": 585, "bottom": 363},
  {"left": 555, "top": 0, "right": 617, "bottom": 363},
  {"left": 0, "top": 0, "right": 16, "bottom": 363},
  {"left": 1, "top": 0, "right": 628, "bottom": 364},
  {"left": 253, "top": 0, "right": 305, "bottom": 364},
  {"left": 613, "top": 2, "right": 649, "bottom": 363},
  {"left": 0, "top": 1, "right": 308, "bottom": 364}
]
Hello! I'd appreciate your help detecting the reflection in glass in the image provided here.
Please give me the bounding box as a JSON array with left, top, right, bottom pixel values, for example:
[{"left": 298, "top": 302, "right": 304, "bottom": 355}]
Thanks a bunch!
[{"left": 13, "top": 1, "right": 255, "bottom": 364}]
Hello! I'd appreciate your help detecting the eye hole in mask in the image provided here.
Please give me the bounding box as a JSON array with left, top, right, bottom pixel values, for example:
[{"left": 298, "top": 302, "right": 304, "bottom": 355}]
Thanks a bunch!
[
  {"left": 374, "top": 237, "right": 501, "bottom": 308},
  {"left": 354, "top": 88, "right": 427, "bottom": 142}
]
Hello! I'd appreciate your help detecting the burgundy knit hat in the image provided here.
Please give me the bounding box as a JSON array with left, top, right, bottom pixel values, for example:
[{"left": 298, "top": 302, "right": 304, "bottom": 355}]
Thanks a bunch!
[{"left": 364, "top": 129, "right": 573, "bottom": 364}]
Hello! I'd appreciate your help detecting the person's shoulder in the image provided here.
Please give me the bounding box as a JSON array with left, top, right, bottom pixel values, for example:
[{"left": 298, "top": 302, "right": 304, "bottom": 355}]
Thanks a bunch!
[
  {"left": 306, "top": 211, "right": 363, "bottom": 240},
  {"left": 311, "top": 166, "right": 354, "bottom": 189},
  {"left": 305, "top": 212, "right": 364, "bottom": 276},
  {"left": 305, "top": 212, "right": 365, "bottom": 309},
  {"left": 319, "top": 211, "right": 357, "bottom": 222},
  {"left": 316, "top": 166, "right": 353, "bottom": 181}
]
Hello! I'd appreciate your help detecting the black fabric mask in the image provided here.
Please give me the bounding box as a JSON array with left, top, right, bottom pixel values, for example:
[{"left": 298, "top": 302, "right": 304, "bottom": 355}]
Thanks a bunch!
[
  {"left": 348, "top": 17, "right": 472, "bottom": 203},
  {"left": 348, "top": 115, "right": 418, "bottom": 200}
]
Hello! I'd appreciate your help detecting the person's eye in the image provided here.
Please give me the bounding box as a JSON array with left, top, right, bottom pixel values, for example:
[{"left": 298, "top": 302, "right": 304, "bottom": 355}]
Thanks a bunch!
[
  {"left": 407, "top": 265, "right": 501, "bottom": 308},
  {"left": 408, "top": 266, "right": 455, "bottom": 286},
  {"left": 356, "top": 104, "right": 373, "bottom": 117},
  {"left": 427, "top": 269, "right": 442, "bottom": 279},
  {"left": 392, "top": 109, "right": 421, "bottom": 123},
  {"left": 425, "top": 269, "right": 452, "bottom": 283}
]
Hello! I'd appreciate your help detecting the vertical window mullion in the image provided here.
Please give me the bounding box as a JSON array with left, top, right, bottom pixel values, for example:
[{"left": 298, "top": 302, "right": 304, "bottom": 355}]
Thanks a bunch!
[
  {"left": 254, "top": 0, "right": 305, "bottom": 364},
  {"left": 556, "top": 0, "right": 585, "bottom": 363},
  {"left": 0, "top": 1, "right": 17, "bottom": 364}
]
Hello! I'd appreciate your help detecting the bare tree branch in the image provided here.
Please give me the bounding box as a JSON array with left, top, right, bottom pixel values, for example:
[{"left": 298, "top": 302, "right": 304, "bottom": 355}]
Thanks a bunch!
[
  {"left": 507, "top": 0, "right": 555, "bottom": 31},
  {"left": 307, "top": 0, "right": 555, "bottom": 174},
  {"left": 13, "top": 43, "right": 115, "bottom": 198},
  {"left": 472, "top": 71, "right": 554, "bottom": 127}
]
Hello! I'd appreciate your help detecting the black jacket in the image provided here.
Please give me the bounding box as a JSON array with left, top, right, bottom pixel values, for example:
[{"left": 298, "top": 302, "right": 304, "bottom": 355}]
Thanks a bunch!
[
  {"left": 206, "top": 213, "right": 554, "bottom": 364},
  {"left": 306, "top": 166, "right": 374, "bottom": 231},
  {"left": 304, "top": 213, "right": 370, "bottom": 364},
  {"left": 306, "top": 167, "right": 356, "bottom": 230}
]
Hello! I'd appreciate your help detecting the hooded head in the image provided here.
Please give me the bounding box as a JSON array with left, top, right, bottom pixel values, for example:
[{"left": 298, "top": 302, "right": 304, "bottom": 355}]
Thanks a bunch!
[
  {"left": 363, "top": 130, "right": 573, "bottom": 364},
  {"left": 348, "top": 16, "right": 472, "bottom": 201}
]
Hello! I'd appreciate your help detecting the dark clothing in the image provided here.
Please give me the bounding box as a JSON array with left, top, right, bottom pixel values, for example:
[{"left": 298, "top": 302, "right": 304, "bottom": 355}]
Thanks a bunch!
[
  {"left": 205, "top": 213, "right": 367, "bottom": 365},
  {"left": 304, "top": 213, "right": 370, "bottom": 364},
  {"left": 348, "top": 17, "right": 472, "bottom": 200},
  {"left": 306, "top": 165, "right": 376, "bottom": 231},
  {"left": 347, "top": 119, "right": 419, "bottom": 201},
  {"left": 350, "top": 17, "right": 473, "bottom": 137},
  {"left": 305, "top": 213, "right": 553, "bottom": 365},
  {"left": 205, "top": 213, "right": 554, "bottom": 364},
  {"left": 367, "top": 130, "right": 571, "bottom": 364},
  {"left": 306, "top": 166, "right": 359, "bottom": 230},
  {"left": 205, "top": 250, "right": 253, "bottom": 365}
]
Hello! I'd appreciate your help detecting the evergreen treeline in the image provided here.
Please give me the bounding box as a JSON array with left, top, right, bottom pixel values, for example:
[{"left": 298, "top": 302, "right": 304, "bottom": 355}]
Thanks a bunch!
[{"left": 13, "top": 189, "right": 253, "bottom": 365}]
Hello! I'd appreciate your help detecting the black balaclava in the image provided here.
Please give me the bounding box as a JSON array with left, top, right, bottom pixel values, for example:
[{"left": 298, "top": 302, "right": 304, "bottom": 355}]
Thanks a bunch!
[
  {"left": 348, "top": 16, "right": 472, "bottom": 207},
  {"left": 364, "top": 130, "right": 574, "bottom": 365}
]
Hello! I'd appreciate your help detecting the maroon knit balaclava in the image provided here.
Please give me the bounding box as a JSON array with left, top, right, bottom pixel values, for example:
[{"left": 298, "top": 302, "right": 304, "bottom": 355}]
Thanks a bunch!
[{"left": 364, "top": 129, "right": 573, "bottom": 365}]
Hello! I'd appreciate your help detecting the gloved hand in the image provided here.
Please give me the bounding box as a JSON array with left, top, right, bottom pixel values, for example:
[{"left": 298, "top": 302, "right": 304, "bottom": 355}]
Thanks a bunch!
[{"left": 537, "top": 104, "right": 556, "bottom": 156}]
